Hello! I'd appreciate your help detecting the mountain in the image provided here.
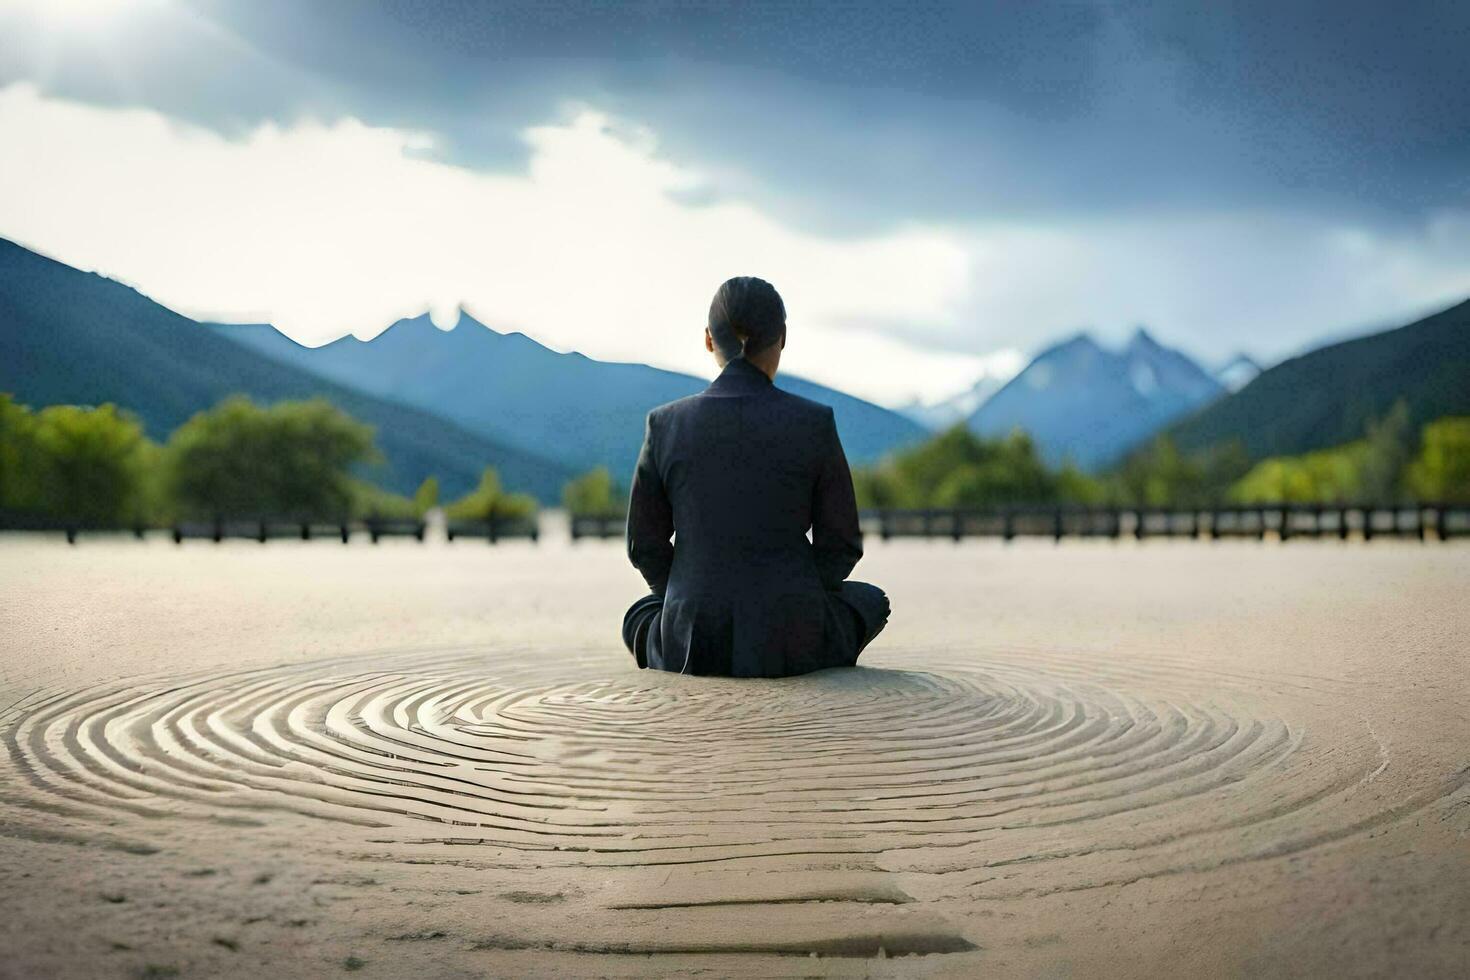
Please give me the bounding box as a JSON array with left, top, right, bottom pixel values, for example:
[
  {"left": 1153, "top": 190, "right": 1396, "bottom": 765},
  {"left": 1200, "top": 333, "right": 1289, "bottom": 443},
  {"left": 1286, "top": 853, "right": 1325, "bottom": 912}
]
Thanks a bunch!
[
  {"left": 898, "top": 375, "right": 1007, "bottom": 431},
  {"left": 967, "top": 328, "right": 1223, "bottom": 469},
  {"left": 1170, "top": 297, "right": 1470, "bottom": 459},
  {"left": 211, "top": 313, "right": 926, "bottom": 477},
  {"left": 0, "top": 239, "right": 574, "bottom": 500},
  {"left": 1214, "top": 353, "right": 1263, "bottom": 393}
]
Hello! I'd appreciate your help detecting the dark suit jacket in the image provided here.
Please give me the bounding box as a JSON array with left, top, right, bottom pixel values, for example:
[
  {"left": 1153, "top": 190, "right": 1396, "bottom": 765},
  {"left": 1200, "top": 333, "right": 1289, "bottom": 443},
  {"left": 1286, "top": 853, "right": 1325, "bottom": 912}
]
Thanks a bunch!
[{"left": 625, "top": 356, "right": 865, "bottom": 677}]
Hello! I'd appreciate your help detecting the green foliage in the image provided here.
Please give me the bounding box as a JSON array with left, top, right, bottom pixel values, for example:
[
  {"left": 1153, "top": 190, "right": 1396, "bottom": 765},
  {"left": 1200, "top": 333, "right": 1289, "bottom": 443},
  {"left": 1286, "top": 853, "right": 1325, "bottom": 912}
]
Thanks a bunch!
[
  {"left": 1230, "top": 442, "right": 1371, "bottom": 504},
  {"left": 1228, "top": 402, "right": 1428, "bottom": 505},
  {"left": 562, "top": 466, "right": 623, "bottom": 515},
  {"left": 1358, "top": 400, "right": 1412, "bottom": 500},
  {"left": 445, "top": 467, "right": 538, "bottom": 520},
  {"left": 411, "top": 476, "right": 439, "bottom": 516},
  {"left": 2, "top": 390, "right": 549, "bottom": 526},
  {"left": 1114, "top": 437, "right": 1250, "bottom": 508},
  {"left": 1056, "top": 462, "right": 1109, "bottom": 506},
  {"left": 852, "top": 425, "right": 1105, "bottom": 509},
  {"left": 132, "top": 439, "right": 174, "bottom": 524},
  {"left": 165, "top": 396, "right": 378, "bottom": 519},
  {"left": 348, "top": 479, "right": 421, "bottom": 520},
  {"left": 1406, "top": 417, "right": 1470, "bottom": 503},
  {"left": 0, "top": 393, "right": 42, "bottom": 513},
  {"left": 855, "top": 426, "right": 1258, "bottom": 510},
  {"left": 0, "top": 395, "right": 156, "bottom": 524}
]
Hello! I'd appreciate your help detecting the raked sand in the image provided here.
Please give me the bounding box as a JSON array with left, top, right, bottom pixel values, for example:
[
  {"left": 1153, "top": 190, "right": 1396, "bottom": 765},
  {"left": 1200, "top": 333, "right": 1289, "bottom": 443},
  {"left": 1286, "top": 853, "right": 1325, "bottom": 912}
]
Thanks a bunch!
[{"left": 0, "top": 533, "right": 1466, "bottom": 978}]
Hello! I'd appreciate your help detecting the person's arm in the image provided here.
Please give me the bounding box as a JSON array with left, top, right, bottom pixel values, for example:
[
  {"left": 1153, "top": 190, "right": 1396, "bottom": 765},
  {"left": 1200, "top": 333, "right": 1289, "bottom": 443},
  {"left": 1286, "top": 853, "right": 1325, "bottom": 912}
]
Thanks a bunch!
[
  {"left": 626, "top": 410, "right": 674, "bottom": 595},
  {"left": 811, "top": 407, "right": 863, "bottom": 591}
]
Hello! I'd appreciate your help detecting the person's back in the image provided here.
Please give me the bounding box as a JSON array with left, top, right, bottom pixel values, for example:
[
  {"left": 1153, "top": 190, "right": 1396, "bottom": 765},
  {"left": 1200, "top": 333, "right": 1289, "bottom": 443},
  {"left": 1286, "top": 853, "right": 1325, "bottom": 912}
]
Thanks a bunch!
[{"left": 622, "top": 277, "right": 889, "bottom": 677}]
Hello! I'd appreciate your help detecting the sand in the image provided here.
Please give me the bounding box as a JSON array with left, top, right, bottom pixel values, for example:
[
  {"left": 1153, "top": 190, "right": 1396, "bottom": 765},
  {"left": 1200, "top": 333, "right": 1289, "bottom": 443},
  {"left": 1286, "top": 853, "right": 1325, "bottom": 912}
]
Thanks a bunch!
[{"left": 0, "top": 532, "right": 1466, "bottom": 979}]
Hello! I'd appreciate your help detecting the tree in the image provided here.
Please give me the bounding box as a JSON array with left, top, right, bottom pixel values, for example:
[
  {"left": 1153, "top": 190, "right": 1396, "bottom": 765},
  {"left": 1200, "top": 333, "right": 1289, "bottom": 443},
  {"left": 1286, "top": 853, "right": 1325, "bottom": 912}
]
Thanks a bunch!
[
  {"left": 0, "top": 393, "right": 42, "bottom": 514},
  {"left": 1111, "top": 436, "right": 1251, "bottom": 508},
  {"left": 445, "top": 467, "right": 537, "bottom": 520},
  {"left": 1229, "top": 405, "right": 1425, "bottom": 505},
  {"left": 1056, "top": 463, "right": 1108, "bottom": 506},
  {"left": 1115, "top": 437, "right": 1202, "bottom": 507},
  {"left": 1406, "top": 417, "right": 1470, "bottom": 503},
  {"left": 562, "top": 467, "right": 622, "bottom": 515},
  {"left": 1358, "top": 400, "right": 1413, "bottom": 500},
  {"left": 851, "top": 425, "right": 1067, "bottom": 509},
  {"left": 412, "top": 476, "right": 439, "bottom": 516},
  {"left": 166, "top": 396, "right": 377, "bottom": 518},
  {"left": 349, "top": 480, "right": 419, "bottom": 519},
  {"left": 28, "top": 403, "right": 152, "bottom": 525}
]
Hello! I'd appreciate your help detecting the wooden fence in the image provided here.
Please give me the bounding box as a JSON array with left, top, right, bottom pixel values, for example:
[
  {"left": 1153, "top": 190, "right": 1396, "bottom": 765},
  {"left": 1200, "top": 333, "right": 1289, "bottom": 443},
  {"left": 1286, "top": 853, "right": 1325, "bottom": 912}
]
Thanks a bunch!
[
  {"left": 445, "top": 516, "right": 540, "bottom": 543},
  {"left": 171, "top": 519, "right": 355, "bottom": 543},
  {"left": 860, "top": 504, "right": 1469, "bottom": 542},
  {"left": 570, "top": 513, "right": 627, "bottom": 541},
  {"left": 0, "top": 513, "right": 526, "bottom": 544},
  {"left": 4, "top": 503, "right": 1466, "bottom": 544}
]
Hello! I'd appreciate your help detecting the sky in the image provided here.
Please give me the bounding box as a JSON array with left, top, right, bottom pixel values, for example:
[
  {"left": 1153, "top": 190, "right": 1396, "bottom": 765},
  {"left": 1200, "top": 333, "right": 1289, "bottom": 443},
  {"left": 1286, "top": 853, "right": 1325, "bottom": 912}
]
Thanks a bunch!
[{"left": 1, "top": 0, "right": 1468, "bottom": 407}]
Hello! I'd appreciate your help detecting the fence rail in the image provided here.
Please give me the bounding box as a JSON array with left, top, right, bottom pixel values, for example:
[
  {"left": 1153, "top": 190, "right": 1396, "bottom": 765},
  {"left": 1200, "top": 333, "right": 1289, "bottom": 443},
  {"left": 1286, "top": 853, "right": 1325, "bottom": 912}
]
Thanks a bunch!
[
  {"left": 570, "top": 513, "right": 627, "bottom": 541},
  {"left": 860, "top": 503, "right": 1469, "bottom": 542},
  {"left": 0, "top": 513, "right": 513, "bottom": 544},
  {"left": 171, "top": 519, "right": 356, "bottom": 543},
  {"left": 445, "top": 516, "right": 539, "bottom": 543},
  {"left": 3, "top": 503, "right": 1466, "bottom": 544}
]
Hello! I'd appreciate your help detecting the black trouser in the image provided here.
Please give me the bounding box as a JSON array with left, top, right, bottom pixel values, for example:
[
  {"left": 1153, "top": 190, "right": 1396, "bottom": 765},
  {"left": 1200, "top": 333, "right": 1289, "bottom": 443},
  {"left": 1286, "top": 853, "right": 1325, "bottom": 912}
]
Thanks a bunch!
[{"left": 621, "top": 581, "right": 890, "bottom": 672}]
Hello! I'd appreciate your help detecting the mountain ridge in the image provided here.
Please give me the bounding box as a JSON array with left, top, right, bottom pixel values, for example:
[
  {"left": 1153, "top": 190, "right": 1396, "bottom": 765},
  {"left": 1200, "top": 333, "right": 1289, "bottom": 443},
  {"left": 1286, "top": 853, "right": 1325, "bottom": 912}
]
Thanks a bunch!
[
  {"left": 0, "top": 238, "right": 575, "bottom": 500},
  {"left": 1168, "top": 297, "right": 1470, "bottom": 459},
  {"left": 966, "top": 327, "right": 1223, "bottom": 469},
  {"left": 211, "top": 312, "right": 927, "bottom": 478}
]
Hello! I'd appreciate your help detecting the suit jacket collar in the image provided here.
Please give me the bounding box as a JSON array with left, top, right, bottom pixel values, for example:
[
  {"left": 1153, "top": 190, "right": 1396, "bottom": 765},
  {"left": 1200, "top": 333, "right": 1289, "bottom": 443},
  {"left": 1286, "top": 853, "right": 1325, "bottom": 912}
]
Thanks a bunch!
[{"left": 704, "top": 356, "right": 775, "bottom": 396}]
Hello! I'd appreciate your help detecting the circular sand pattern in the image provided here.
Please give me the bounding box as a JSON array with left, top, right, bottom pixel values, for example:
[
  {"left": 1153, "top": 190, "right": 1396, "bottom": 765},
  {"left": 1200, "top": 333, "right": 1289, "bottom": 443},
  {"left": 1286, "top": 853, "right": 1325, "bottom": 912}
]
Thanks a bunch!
[{"left": 2, "top": 647, "right": 1457, "bottom": 902}]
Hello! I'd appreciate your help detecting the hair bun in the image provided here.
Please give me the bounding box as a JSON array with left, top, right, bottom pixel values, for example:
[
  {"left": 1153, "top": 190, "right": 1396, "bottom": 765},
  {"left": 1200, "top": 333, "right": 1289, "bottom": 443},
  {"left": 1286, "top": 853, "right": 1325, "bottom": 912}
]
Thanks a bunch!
[{"left": 707, "top": 276, "right": 785, "bottom": 360}]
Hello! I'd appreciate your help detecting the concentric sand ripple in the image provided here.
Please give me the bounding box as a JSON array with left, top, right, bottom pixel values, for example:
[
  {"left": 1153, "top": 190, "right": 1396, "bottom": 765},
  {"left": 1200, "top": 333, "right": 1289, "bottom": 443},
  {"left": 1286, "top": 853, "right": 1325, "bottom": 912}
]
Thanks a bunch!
[{"left": 3, "top": 647, "right": 1463, "bottom": 956}]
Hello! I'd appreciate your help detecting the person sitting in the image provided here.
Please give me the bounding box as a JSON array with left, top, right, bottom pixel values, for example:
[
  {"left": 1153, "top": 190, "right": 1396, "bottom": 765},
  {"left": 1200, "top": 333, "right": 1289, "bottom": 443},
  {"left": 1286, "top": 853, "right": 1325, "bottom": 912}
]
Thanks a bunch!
[{"left": 621, "top": 276, "right": 889, "bottom": 677}]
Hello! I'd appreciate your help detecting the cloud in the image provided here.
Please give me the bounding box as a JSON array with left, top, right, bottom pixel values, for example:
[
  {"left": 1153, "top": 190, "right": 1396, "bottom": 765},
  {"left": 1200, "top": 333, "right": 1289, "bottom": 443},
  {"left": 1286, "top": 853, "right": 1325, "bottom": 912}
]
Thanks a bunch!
[
  {"left": 0, "top": 82, "right": 992, "bottom": 405},
  {"left": 943, "top": 210, "right": 1470, "bottom": 361},
  {"left": 1, "top": 81, "right": 1467, "bottom": 410}
]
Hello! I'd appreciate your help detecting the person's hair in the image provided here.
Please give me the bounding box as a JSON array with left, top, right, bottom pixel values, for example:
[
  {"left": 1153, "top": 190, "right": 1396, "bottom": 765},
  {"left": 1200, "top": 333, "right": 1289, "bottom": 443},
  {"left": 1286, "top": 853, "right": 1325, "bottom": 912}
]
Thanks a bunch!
[{"left": 707, "top": 276, "right": 785, "bottom": 361}]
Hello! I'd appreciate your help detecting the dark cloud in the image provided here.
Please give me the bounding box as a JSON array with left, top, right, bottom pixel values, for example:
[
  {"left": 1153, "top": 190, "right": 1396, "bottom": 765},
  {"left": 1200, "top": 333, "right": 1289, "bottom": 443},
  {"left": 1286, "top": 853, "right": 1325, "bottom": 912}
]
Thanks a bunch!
[
  {"left": 2, "top": 0, "right": 1466, "bottom": 369},
  {"left": 7, "top": 0, "right": 1466, "bottom": 234}
]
